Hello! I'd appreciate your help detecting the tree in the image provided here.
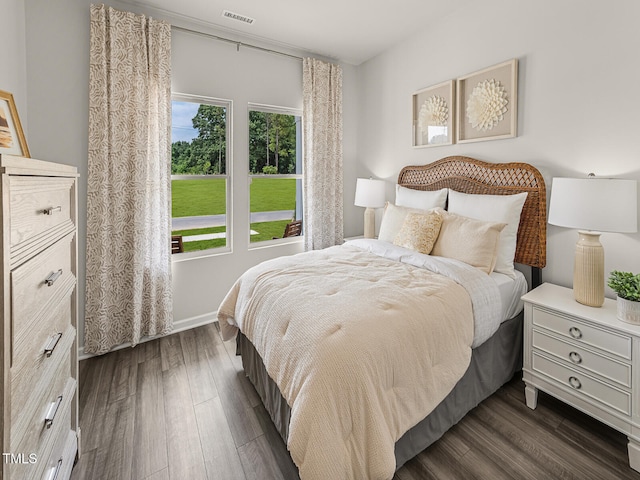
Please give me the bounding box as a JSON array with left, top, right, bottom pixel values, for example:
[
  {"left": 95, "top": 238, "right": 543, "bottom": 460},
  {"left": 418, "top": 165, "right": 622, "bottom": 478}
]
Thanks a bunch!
[
  {"left": 171, "top": 104, "right": 226, "bottom": 175},
  {"left": 268, "top": 113, "right": 296, "bottom": 174},
  {"left": 248, "top": 111, "right": 297, "bottom": 174}
]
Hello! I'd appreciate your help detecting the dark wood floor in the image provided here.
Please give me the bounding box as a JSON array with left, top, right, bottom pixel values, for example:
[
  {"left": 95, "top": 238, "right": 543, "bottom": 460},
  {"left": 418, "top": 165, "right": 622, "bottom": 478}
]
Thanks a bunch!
[{"left": 71, "top": 322, "right": 640, "bottom": 480}]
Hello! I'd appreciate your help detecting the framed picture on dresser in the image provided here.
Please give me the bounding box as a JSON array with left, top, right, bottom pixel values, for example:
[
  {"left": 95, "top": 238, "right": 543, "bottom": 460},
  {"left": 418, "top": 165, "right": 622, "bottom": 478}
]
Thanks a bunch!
[{"left": 0, "top": 89, "right": 30, "bottom": 157}]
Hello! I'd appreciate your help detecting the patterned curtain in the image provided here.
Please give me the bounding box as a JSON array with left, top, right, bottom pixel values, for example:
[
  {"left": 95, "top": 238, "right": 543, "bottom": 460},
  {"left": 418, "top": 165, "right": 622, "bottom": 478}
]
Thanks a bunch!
[
  {"left": 85, "top": 4, "right": 173, "bottom": 355},
  {"left": 302, "top": 58, "right": 344, "bottom": 250}
]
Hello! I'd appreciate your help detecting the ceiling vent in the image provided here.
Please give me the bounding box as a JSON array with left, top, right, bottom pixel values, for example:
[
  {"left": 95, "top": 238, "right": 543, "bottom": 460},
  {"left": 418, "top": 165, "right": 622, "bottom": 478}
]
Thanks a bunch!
[{"left": 222, "top": 10, "right": 255, "bottom": 25}]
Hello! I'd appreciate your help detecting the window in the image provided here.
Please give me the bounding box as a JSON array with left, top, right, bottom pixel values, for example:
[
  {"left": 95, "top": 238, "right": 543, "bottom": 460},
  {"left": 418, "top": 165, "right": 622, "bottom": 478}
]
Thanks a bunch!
[
  {"left": 248, "top": 105, "right": 303, "bottom": 244},
  {"left": 171, "top": 94, "right": 231, "bottom": 254}
]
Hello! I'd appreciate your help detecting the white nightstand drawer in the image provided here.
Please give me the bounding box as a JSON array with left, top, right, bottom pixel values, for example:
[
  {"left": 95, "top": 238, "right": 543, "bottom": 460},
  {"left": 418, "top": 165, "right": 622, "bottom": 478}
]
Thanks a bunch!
[
  {"left": 532, "top": 329, "right": 631, "bottom": 387},
  {"left": 532, "top": 306, "right": 632, "bottom": 360},
  {"left": 532, "top": 352, "right": 631, "bottom": 416}
]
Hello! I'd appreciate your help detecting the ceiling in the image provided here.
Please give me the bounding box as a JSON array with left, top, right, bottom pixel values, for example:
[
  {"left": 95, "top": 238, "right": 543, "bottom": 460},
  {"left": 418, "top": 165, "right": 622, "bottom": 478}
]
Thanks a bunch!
[{"left": 127, "top": 0, "right": 471, "bottom": 65}]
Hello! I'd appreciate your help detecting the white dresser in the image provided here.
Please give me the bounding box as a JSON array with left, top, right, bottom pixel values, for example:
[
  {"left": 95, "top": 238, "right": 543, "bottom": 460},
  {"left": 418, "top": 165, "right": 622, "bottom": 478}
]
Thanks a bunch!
[
  {"left": 1, "top": 155, "right": 79, "bottom": 480},
  {"left": 523, "top": 282, "right": 640, "bottom": 472}
]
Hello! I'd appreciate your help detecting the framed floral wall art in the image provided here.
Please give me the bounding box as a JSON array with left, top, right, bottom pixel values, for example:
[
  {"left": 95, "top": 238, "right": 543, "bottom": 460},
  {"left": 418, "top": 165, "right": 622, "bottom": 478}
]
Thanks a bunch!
[
  {"left": 457, "top": 59, "right": 518, "bottom": 143},
  {"left": 0, "top": 89, "right": 30, "bottom": 157},
  {"left": 412, "top": 80, "right": 455, "bottom": 147}
]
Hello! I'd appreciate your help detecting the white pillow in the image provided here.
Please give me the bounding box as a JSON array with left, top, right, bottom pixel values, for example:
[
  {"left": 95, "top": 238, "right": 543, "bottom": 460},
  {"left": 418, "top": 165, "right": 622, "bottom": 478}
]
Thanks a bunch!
[
  {"left": 378, "top": 202, "right": 433, "bottom": 243},
  {"left": 447, "top": 189, "right": 528, "bottom": 278},
  {"left": 396, "top": 185, "right": 447, "bottom": 210}
]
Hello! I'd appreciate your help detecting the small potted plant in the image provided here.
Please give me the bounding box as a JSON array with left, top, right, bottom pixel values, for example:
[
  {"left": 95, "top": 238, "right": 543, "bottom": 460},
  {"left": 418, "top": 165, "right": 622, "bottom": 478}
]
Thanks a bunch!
[{"left": 608, "top": 270, "right": 640, "bottom": 324}]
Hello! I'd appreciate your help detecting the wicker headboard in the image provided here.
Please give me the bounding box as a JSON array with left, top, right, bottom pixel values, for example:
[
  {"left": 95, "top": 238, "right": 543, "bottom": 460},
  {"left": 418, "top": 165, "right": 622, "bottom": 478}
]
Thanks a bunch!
[{"left": 398, "top": 156, "right": 546, "bottom": 276}]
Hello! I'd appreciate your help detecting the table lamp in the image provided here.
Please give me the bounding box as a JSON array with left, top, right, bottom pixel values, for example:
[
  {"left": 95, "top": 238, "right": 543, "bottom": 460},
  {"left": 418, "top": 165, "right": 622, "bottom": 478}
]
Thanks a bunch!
[
  {"left": 354, "top": 178, "right": 386, "bottom": 239},
  {"left": 548, "top": 175, "right": 638, "bottom": 307}
]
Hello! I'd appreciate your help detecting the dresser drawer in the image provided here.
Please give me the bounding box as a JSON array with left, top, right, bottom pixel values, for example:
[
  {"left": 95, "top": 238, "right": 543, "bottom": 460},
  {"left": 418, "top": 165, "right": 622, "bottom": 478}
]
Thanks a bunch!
[
  {"left": 10, "top": 400, "right": 73, "bottom": 480},
  {"left": 11, "top": 321, "right": 75, "bottom": 424},
  {"left": 532, "top": 329, "right": 631, "bottom": 387},
  {"left": 39, "top": 429, "right": 77, "bottom": 480},
  {"left": 532, "top": 307, "right": 632, "bottom": 360},
  {"left": 9, "top": 176, "right": 75, "bottom": 252},
  {"left": 11, "top": 349, "right": 74, "bottom": 457},
  {"left": 11, "top": 233, "right": 74, "bottom": 334},
  {"left": 532, "top": 352, "right": 631, "bottom": 416}
]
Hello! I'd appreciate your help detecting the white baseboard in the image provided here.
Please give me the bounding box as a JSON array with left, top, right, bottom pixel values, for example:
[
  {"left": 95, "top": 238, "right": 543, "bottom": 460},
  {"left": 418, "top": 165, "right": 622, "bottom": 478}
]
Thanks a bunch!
[{"left": 78, "top": 311, "right": 217, "bottom": 361}]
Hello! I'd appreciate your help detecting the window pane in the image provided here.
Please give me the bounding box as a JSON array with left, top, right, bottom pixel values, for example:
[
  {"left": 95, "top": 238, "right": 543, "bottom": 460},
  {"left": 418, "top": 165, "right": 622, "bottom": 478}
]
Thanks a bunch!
[
  {"left": 172, "top": 178, "right": 227, "bottom": 252},
  {"left": 249, "top": 111, "right": 300, "bottom": 175},
  {"left": 171, "top": 98, "right": 229, "bottom": 253},
  {"left": 172, "top": 102, "right": 226, "bottom": 175},
  {"left": 248, "top": 108, "right": 303, "bottom": 244},
  {"left": 249, "top": 177, "right": 301, "bottom": 243}
]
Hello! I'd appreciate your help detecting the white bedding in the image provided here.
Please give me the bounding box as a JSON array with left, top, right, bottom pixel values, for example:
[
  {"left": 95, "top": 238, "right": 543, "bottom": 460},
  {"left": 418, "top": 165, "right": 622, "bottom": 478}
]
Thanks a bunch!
[
  {"left": 347, "top": 238, "right": 504, "bottom": 347},
  {"left": 218, "top": 242, "right": 503, "bottom": 479},
  {"left": 490, "top": 268, "right": 528, "bottom": 322}
]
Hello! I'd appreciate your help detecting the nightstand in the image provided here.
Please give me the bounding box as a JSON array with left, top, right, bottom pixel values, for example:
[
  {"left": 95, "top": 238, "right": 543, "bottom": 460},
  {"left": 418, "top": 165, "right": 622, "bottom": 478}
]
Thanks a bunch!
[{"left": 523, "top": 283, "right": 640, "bottom": 472}]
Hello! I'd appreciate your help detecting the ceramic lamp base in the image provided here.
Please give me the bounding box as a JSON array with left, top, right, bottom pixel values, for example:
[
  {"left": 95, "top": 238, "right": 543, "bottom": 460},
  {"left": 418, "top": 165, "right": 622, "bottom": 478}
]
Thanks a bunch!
[
  {"left": 363, "top": 207, "right": 376, "bottom": 239},
  {"left": 573, "top": 231, "right": 604, "bottom": 307}
]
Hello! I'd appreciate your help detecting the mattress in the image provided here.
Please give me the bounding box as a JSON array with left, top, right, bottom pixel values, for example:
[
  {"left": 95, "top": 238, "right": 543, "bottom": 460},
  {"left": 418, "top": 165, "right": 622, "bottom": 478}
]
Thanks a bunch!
[{"left": 491, "top": 269, "right": 528, "bottom": 322}]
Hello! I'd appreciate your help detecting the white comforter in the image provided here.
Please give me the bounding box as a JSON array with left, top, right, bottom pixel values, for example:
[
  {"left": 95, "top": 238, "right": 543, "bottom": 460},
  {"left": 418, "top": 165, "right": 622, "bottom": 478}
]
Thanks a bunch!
[{"left": 218, "top": 241, "right": 501, "bottom": 480}]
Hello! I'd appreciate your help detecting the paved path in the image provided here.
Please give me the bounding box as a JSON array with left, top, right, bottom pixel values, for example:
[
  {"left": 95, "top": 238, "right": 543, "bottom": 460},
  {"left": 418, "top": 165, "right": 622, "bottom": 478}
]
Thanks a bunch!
[{"left": 172, "top": 210, "right": 295, "bottom": 230}]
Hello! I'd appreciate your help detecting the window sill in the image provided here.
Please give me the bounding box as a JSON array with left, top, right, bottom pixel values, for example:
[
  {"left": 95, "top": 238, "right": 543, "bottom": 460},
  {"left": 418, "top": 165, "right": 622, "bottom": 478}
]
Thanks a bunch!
[
  {"left": 248, "top": 235, "right": 304, "bottom": 251},
  {"left": 171, "top": 246, "right": 232, "bottom": 263}
]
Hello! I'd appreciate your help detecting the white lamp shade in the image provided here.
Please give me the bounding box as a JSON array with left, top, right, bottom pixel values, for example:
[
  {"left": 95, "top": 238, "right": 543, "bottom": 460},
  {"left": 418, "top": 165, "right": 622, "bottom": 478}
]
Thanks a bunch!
[
  {"left": 549, "top": 177, "right": 638, "bottom": 233},
  {"left": 354, "top": 178, "right": 386, "bottom": 208}
]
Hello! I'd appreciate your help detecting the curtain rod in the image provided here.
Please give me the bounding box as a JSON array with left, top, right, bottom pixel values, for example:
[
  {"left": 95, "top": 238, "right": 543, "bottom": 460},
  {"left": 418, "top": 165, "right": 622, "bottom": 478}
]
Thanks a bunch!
[{"left": 171, "top": 25, "right": 304, "bottom": 62}]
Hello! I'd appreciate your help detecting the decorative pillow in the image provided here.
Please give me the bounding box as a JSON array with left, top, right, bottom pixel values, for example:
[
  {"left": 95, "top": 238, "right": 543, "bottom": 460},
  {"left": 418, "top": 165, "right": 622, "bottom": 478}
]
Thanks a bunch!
[
  {"left": 393, "top": 211, "right": 443, "bottom": 254},
  {"left": 378, "top": 202, "right": 434, "bottom": 242},
  {"left": 447, "top": 189, "right": 527, "bottom": 278},
  {"left": 431, "top": 209, "right": 506, "bottom": 274},
  {"left": 396, "top": 185, "right": 448, "bottom": 210}
]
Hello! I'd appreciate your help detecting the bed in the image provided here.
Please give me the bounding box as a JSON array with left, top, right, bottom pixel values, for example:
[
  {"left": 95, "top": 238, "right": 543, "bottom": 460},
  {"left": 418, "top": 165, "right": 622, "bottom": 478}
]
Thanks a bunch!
[{"left": 218, "top": 156, "right": 547, "bottom": 479}]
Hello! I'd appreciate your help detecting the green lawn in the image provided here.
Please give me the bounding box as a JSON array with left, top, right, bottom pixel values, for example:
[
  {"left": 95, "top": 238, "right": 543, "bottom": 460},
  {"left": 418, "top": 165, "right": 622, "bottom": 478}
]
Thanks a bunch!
[
  {"left": 171, "top": 177, "right": 296, "bottom": 217},
  {"left": 250, "top": 178, "right": 297, "bottom": 212},
  {"left": 172, "top": 178, "right": 298, "bottom": 250},
  {"left": 171, "top": 178, "right": 226, "bottom": 217}
]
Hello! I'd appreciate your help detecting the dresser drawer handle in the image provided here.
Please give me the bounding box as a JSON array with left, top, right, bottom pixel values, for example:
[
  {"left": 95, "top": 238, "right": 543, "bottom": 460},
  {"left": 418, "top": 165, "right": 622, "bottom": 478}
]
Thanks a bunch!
[
  {"left": 44, "top": 458, "right": 63, "bottom": 480},
  {"left": 44, "top": 333, "right": 63, "bottom": 358},
  {"left": 569, "top": 327, "right": 583, "bottom": 339},
  {"left": 44, "top": 269, "right": 63, "bottom": 286},
  {"left": 44, "top": 395, "right": 63, "bottom": 429},
  {"left": 569, "top": 376, "right": 582, "bottom": 390},
  {"left": 43, "top": 206, "right": 62, "bottom": 215},
  {"left": 569, "top": 351, "right": 582, "bottom": 364}
]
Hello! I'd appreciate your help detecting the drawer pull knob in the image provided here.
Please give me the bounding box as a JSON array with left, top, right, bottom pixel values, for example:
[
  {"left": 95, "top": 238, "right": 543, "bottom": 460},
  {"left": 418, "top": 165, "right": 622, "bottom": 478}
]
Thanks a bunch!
[
  {"left": 44, "top": 395, "right": 63, "bottom": 429},
  {"left": 569, "top": 327, "right": 583, "bottom": 339},
  {"left": 44, "top": 269, "right": 63, "bottom": 286},
  {"left": 44, "top": 333, "right": 63, "bottom": 358},
  {"left": 44, "top": 458, "right": 63, "bottom": 480},
  {"left": 569, "top": 351, "right": 582, "bottom": 364},
  {"left": 569, "top": 376, "right": 582, "bottom": 390},
  {"left": 43, "top": 206, "right": 62, "bottom": 215}
]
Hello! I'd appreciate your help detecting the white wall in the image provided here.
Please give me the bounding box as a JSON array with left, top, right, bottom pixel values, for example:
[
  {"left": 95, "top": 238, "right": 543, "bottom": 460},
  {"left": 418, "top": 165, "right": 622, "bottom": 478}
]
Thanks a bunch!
[
  {"left": 1, "top": 0, "right": 28, "bottom": 131},
  {"left": 23, "top": 0, "right": 358, "bottom": 351},
  {"left": 355, "top": 0, "right": 640, "bottom": 295}
]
